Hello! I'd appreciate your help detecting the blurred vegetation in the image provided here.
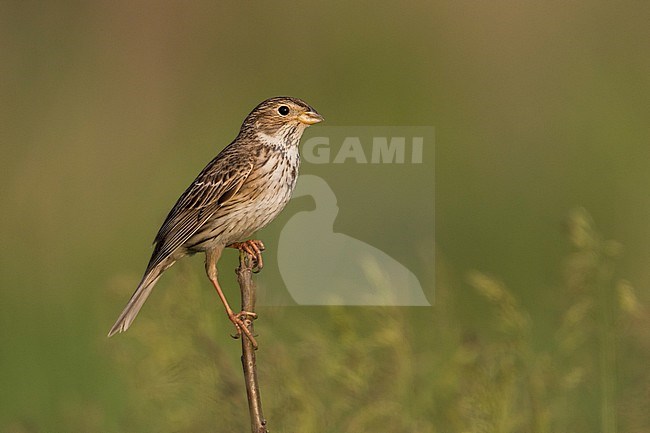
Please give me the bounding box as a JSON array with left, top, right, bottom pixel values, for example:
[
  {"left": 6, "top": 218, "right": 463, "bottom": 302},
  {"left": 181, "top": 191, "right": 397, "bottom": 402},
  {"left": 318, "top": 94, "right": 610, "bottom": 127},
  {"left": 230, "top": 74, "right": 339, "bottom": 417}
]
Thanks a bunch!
[
  {"left": 88, "top": 208, "right": 646, "bottom": 433},
  {"left": 1, "top": 1, "right": 649, "bottom": 432}
]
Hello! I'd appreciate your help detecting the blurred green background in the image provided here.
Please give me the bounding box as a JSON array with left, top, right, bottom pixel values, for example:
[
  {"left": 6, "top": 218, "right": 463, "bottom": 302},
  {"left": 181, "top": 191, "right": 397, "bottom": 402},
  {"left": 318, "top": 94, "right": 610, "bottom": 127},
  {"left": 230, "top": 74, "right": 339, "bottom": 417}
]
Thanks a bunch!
[{"left": 1, "top": 2, "right": 649, "bottom": 432}]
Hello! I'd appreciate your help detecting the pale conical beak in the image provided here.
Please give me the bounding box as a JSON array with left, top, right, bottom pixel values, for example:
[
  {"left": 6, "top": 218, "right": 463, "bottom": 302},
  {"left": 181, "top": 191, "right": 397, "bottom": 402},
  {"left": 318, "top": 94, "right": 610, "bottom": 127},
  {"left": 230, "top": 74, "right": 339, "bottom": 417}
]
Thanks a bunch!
[{"left": 298, "top": 111, "right": 324, "bottom": 125}]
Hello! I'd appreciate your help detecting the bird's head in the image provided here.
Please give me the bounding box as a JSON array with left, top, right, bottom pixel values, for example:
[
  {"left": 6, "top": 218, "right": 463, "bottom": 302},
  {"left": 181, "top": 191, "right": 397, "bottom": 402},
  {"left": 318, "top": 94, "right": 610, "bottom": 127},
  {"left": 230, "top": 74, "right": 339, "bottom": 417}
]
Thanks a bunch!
[{"left": 240, "top": 96, "right": 323, "bottom": 145}]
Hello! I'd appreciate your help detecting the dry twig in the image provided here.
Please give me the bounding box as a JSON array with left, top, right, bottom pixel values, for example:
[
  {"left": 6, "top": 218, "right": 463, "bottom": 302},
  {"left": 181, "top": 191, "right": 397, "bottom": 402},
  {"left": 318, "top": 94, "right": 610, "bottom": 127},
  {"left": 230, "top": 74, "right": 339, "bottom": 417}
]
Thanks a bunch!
[{"left": 236, "top": 252, "right": 268, "bottom": 433}]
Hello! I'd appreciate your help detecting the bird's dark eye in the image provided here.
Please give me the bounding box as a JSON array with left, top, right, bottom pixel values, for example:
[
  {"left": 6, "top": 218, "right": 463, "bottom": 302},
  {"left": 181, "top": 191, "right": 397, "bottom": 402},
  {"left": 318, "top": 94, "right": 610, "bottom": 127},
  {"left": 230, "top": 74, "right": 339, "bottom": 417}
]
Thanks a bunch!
[{"left": 278, "top": 105, "right": 290, "bottom": 116}]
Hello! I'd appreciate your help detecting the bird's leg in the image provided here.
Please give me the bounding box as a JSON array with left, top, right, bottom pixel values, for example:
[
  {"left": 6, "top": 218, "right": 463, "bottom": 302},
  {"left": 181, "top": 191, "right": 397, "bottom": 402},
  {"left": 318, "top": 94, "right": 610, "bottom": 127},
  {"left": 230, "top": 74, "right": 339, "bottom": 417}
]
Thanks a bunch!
[
  {"left": 227, "top": 240, "right": 266, "bottom": 273},
  {"left": 205, "top": 249, "right": 258, "bottom": 349}
]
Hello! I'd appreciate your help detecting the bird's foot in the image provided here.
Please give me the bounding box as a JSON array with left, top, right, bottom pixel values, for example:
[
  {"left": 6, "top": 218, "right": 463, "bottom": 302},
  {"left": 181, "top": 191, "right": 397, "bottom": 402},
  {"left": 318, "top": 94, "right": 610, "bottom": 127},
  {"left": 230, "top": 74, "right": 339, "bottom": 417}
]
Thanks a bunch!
[
  {"left": 228, "top": 240, "right": 265, "bottom": 273},
  {"left": 228, "top": 310, "right": 258, "bottom": 349}
]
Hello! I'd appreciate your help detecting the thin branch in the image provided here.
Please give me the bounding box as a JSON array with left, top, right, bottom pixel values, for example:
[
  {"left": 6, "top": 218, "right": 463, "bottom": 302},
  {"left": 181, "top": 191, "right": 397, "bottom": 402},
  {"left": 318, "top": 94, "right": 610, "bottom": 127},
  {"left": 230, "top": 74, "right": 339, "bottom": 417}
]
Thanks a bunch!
[{"left": 236, "top": 252, "right": 268, "bottom": 433}]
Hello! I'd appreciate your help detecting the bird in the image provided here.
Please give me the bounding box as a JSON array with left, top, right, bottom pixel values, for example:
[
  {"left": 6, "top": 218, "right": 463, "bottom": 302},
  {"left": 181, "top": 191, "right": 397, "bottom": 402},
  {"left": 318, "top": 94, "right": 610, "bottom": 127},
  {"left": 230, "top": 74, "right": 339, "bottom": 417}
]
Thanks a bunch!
[{"left": 108, "top": 96, "right": 323, "bottom": 348}]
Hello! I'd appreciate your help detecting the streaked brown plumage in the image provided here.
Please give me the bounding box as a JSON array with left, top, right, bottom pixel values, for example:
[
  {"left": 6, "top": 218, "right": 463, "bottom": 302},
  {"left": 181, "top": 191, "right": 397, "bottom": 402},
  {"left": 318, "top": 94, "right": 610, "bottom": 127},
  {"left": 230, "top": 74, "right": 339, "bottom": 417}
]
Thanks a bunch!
[{"left": 108, "top": 96, "right": 323, "bottom": 346}]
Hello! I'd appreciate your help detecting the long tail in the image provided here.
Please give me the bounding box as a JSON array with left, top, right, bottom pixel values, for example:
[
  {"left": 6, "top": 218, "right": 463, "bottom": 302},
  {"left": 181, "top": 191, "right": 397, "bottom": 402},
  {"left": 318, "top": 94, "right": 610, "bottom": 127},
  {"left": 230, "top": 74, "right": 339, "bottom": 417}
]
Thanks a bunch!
[{"left": 107, "top": 261, "right": 173, "bottom": 337}]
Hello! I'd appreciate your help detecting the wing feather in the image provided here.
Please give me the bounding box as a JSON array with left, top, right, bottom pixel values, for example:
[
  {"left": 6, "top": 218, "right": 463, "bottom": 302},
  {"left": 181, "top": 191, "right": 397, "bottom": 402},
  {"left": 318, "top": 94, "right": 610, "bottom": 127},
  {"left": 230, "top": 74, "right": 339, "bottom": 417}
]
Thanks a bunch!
[{"left": 145, "top": 148, "right": 254, "bottom": 271}]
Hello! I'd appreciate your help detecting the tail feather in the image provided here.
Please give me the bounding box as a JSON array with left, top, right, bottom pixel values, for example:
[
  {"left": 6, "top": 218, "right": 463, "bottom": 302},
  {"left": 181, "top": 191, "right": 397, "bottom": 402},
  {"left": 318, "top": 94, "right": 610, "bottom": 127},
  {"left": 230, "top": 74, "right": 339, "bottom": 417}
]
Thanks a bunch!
[{"left": 108, "top": 266, "right": 166, "bottom": 337}]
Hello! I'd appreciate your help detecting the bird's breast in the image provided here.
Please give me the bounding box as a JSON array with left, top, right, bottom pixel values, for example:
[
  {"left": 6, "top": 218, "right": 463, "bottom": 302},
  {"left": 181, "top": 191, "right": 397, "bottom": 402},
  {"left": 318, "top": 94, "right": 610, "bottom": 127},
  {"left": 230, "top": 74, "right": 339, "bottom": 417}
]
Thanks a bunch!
[{"left": 205, "top": 148, "right": 300, "bottom": 246}]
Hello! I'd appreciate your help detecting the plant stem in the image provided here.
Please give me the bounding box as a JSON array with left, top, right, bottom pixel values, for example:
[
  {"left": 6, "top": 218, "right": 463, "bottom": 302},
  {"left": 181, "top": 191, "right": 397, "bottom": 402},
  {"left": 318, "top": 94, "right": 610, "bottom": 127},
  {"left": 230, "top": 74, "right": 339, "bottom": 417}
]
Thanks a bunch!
[{"left": 236, "top": 252, "right": 268, "bottom": 433}]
